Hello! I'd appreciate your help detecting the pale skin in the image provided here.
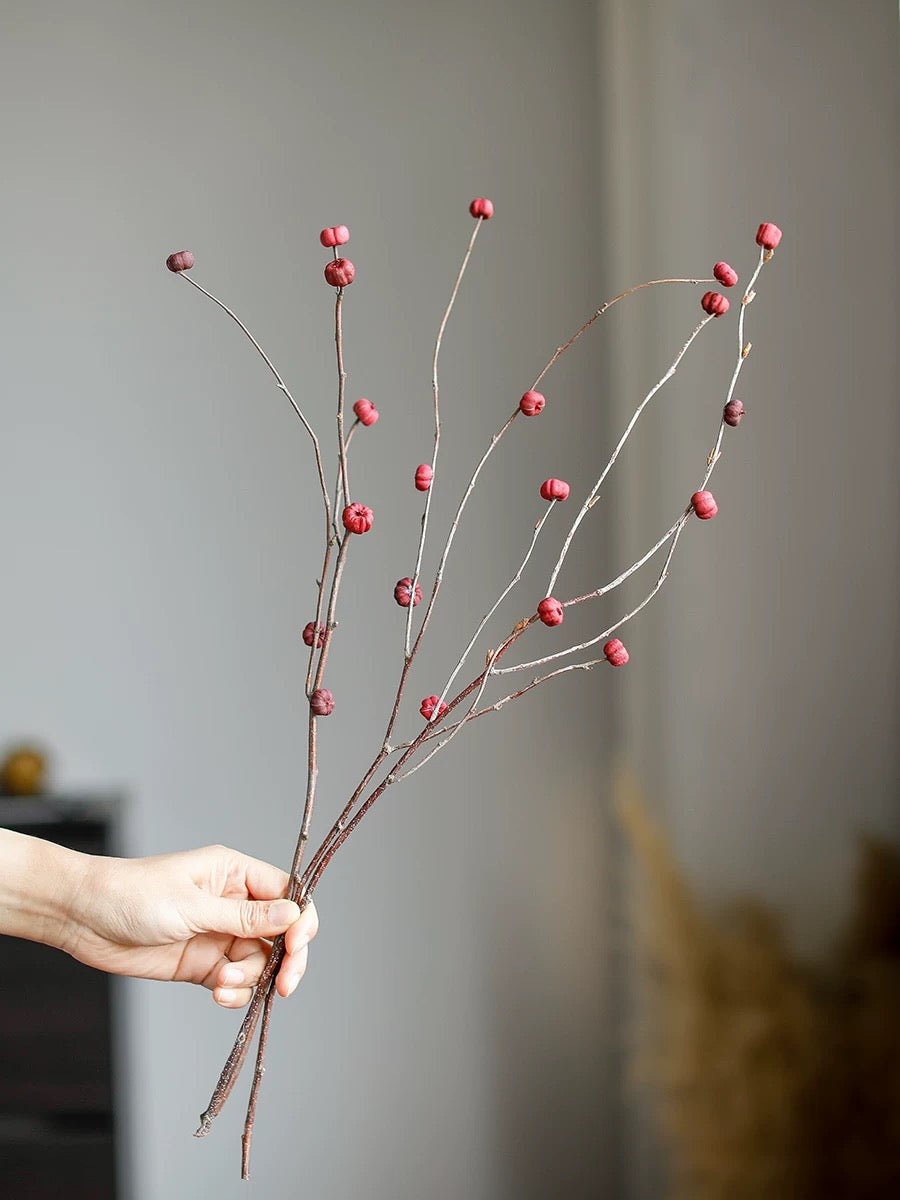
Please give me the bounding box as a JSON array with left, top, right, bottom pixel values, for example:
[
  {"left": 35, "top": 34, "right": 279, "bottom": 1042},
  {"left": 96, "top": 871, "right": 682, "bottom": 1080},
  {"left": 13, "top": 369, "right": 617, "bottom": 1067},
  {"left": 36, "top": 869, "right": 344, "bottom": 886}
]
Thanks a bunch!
[{"left": 0, "top": 829, "right": 318, "bottom": 1007}]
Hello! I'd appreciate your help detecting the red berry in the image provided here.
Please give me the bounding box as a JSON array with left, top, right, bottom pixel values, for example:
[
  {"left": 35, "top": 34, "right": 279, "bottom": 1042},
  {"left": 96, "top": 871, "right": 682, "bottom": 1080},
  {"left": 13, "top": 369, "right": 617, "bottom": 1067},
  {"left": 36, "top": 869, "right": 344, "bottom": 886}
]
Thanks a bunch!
[
  {"left": 539, "top": 478, "right": 570, "bottom": 502},
  {"left": 603, "top": 638, "right": 629, "bottom": 667},
  {"left": 414, "top": 463, "right": 433, "bottom": 491},
  {"left": 756, "top": 222, "right": 782, "bottom": 250},
  {"left": 420, "top": 695, "right": 448, "bottom": 721},
  {"left": 723, "top": 399, "right": 746, "bottom": 427},
  {"left": 701, "top": 291, "right": 730, "bottom": 317},
  {"left": 713, "top": 261, "right": 738, "bottom": 287},
  {"left": 537, "top": 597, "right": 564, "bottom": 627},
  {"left": 353, "top": 398, "right": 379, "bottom": 426},
  {"left": 519, "top": 390, "right": 546, "bottom": 417},
  {"left": 319, "top": 225, "right": 350, "bottom": 248},
  {"left": 324, "top": 258, "right": 355, "bottom": 287},
  {"left": 342, "top": 502, "right": 374, "bottom": 534},
  {"left": 166, "top": 250, "right": 195, "bottom": 273},
  {"left": 691, "top": 490, "right": 718, "bottom": 520},
  {"left": 302, "top": 621, "right": 326, "bottom": 648},
  {"left": 310, "top": 688, "right": 335, "bottom": 716},
  {"left": 394, "top": 577, "right": 422, "bottom": 607},
  {"left": 469, "top": 198, "right": 494, "bottom": 219}
]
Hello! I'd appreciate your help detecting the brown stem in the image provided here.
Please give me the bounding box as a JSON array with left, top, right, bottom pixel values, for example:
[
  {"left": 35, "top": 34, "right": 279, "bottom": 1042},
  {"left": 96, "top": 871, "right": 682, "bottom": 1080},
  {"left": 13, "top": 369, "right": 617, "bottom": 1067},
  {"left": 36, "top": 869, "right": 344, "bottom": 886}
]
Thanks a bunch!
[
  {"left": 530, "top": 276, "right": 713, "bottom": 391},
  {"left": 236, "top": 331, "right": 356, "bottom": 1148},
  {"left": 194, "top": 258, "right": 743, "bottom": 1161},
  {"left": 241, "top": 983, "right": 277, "bottom": 1179},
  {"left": 232, "top": 294, "right": 357, "bottom": 1144},
  {"left": 402, "top": 218, "right": 484, "bottom": 658},
  {"left": 181, "top": 273, "right": 332, "bottom": 530},
  {"left": 384, "top": 276, "right": 705, "bottom": 749},
  {"left": 194, "top": 935, "right": 286, "bottom": 1136},
  {"left": 334, "top": 290, "right": 351, "bottom": 509},
  {"left": 197, "top": 360, "right": 355, "bottom": 1147},
  {"left": 297, "top": 618, "right": 535, "bottom": 902},
  {"left": 305, "top": 536, "right": 334, "bottom": 694}
]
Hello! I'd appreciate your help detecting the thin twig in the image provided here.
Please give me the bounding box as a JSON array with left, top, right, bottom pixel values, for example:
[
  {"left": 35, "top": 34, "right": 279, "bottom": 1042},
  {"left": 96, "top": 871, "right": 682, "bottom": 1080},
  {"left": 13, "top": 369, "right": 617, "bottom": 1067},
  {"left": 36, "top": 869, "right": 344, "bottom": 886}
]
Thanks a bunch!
[
  {"left": 706, "top": 247, "right": 765, "bottom": 469},
  {"left": 530, "top": 276, "right": 714, "bottom": 391},
  {"left": 545, "top": 315, "right": 711, "bottom": 597},
  {"left": 404, "top": 217, "right": 485, "bottom": 657},
  {"left": 241, "top": 983, "right": 277, "bottom": 1179},
  {"left": 297, "top": 620, "right": 537, "bottom": 903},
  {"left": 180, "top": 274, "right": 332, "bottom": 529},
  {"left": 388, "top": 275, "right": 712, "bottom": 743},
  {"left": 436, "top": 503, "right": 555, "bottom": 711},
  {"left": 334, "top": 290, "right": 351, "bottom": 510}
]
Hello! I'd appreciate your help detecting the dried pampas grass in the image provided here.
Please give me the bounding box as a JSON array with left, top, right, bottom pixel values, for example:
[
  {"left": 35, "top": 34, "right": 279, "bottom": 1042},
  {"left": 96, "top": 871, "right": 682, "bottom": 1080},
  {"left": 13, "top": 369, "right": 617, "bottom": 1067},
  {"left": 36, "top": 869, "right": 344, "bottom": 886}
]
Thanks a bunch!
[{"left": 618, "top": 773, "right": 900, "bottom": 1200}]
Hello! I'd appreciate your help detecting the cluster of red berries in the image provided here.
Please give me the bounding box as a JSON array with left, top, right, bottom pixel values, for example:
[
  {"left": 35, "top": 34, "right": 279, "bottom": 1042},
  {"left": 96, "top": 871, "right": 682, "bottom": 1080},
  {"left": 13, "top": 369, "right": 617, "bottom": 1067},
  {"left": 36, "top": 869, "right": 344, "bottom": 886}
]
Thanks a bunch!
[
  {"left": 320, "top": 222, "right": 355, "bottom": 288},
  {"left": 701, "top": 258, "right": 739, "bottom": 318},
  {"left": 169, "top": 210, "right": 780, "bottom": 733}
]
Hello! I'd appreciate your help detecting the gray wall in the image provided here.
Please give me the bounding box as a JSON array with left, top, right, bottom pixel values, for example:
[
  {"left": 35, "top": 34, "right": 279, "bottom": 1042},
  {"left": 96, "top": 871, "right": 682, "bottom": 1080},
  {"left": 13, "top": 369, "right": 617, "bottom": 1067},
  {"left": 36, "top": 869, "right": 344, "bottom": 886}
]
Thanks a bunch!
[
  {"left": 1, "top": 2, "right": 614, "bottom": 1197},
  {"left": 1, "top": 1, "right": 896, "bottom": 1198},
  {"left": 599, "top": 1, "right": 899, "bottom": 1195},
  {"left": 605, "top": 0, "right": 898, "bottom": 953}
]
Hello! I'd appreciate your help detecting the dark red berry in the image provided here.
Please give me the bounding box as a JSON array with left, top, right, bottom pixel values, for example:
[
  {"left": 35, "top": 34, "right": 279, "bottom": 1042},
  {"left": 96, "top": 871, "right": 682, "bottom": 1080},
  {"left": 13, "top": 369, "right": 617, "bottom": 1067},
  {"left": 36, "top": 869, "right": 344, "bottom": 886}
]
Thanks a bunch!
[
  {"left": 537, "top": 597, "right": 564, "bottom": 627},
  {"left": 166, "top": 250, "right": 195, "bottom": 272},
  {"left": 603, "top": 639, "right": 629, "bottom": 667},
  {"left": 342, "top": 502, "right": 374, "bottom": 534},
  {"left": 325, "top": 258, "right": 355, "bottom": 287}
]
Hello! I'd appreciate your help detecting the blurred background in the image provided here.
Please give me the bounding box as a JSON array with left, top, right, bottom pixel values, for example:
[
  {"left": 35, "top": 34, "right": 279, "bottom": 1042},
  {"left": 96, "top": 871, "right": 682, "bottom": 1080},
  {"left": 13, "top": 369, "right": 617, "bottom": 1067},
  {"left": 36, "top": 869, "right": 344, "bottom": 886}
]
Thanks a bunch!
[{"left": 0, "top": 1, "right": 896, "bottom": 1197}]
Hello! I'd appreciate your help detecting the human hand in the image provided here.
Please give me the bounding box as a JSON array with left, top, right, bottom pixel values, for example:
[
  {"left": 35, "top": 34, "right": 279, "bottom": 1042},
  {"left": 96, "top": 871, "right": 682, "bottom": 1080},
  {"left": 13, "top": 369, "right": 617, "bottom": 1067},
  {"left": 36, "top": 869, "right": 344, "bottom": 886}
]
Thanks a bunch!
[{"left": 59, "top": 844, "right": 318, "bottom": 1006}]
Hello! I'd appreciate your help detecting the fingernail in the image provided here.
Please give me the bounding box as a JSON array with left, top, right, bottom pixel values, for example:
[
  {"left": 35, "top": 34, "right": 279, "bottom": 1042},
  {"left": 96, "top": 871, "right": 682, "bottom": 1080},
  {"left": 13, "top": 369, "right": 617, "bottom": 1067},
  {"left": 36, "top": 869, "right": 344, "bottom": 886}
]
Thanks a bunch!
[
  {"left": 221, "top": 965, "right": 243, "bottom": 986},
  {"left": 270, "top": 900, "right": 300, "bottom": 926},
  {"left": 217, "top": 988, "right": 237, "bottom": 1005},
  {"left": 286, "top": 974, "right": 300, "bottom": 998}
]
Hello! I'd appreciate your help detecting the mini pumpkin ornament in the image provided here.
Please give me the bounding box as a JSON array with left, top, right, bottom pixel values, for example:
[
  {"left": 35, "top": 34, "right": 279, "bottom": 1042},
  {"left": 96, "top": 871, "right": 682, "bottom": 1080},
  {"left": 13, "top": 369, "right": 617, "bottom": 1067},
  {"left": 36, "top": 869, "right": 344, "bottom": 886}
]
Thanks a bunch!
[{"left": 0, "top": 745, "right": 48, "bottom": 796}]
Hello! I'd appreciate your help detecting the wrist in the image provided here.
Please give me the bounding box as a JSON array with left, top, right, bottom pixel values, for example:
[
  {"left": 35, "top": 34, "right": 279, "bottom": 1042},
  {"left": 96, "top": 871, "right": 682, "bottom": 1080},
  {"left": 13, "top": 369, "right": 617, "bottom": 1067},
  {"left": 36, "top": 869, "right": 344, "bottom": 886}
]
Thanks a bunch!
[{"left": 0, "top": 828, "right": 91, "bottom": 951}]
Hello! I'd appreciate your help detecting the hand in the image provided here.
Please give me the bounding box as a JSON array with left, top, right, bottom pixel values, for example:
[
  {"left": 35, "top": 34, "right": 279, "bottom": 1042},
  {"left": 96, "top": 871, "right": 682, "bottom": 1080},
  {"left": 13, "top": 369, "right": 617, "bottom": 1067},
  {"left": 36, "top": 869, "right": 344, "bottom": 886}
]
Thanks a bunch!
[{"left": 61, "top": 844, "right": 318, "bottom": 1007}]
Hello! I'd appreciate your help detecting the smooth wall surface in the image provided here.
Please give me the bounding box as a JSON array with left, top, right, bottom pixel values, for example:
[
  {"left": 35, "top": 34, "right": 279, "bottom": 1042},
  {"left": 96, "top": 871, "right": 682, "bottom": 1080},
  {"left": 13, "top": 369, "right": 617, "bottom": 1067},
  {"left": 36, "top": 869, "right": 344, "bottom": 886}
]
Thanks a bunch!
[
  {"left": 598, "top": 2, "right": 899, "bottom": 1195},
  {"left": 1, "top": 2, "right": 616, "bottom": 1197}
]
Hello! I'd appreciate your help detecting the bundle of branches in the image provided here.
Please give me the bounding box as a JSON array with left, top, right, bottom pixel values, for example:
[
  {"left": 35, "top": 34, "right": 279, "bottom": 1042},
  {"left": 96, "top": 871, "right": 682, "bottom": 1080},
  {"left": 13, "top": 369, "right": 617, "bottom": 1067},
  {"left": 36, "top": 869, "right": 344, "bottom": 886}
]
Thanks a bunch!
[{"left": 165, "top": 205, "right": 782, "bottom": 1176}]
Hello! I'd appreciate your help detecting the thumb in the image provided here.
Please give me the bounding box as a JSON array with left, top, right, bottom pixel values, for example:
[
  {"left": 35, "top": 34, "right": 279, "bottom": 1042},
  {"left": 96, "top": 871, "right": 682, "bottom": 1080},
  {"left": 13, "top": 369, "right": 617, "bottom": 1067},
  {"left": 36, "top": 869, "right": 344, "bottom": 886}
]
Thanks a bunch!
[{"left": 193, "top": 895, "right": 301, "bottom": 940}]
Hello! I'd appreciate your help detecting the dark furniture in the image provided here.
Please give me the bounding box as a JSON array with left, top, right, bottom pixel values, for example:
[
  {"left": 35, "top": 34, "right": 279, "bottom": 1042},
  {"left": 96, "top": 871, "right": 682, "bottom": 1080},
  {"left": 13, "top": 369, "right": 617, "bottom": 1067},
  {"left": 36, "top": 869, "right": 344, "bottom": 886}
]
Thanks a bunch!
[{"left": 1, "top": 797, "right": 120, "bottom": 1199}]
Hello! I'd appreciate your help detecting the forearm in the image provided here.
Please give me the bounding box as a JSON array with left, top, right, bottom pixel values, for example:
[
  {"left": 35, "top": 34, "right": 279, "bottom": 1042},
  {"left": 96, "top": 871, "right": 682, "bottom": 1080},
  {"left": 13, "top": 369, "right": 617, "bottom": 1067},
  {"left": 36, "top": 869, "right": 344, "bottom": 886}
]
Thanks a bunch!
[{"left": 0, "top": 828, "right": 89, "bottom": 951}]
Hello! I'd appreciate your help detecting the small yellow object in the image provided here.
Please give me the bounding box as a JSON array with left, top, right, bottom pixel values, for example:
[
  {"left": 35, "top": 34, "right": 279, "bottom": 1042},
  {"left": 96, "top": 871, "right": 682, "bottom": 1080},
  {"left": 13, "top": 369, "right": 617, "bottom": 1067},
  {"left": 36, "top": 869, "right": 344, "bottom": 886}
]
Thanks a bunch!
[{"left": 0, "top": 746, "right": 48, "bottom": 796}]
